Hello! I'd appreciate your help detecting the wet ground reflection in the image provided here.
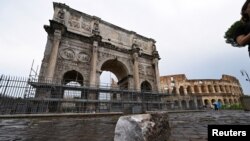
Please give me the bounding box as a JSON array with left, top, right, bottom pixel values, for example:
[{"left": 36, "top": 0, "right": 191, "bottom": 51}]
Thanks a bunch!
[{"left": 0, "top": 116, "right": 119, "bottom": 141}]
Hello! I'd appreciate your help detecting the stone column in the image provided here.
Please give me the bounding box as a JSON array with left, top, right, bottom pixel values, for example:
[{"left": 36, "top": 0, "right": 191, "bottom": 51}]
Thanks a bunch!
[
  {"left": 178, "top": 100, "right": 182, "bottom": 109},
  {"left": 201, "top": 98, "right": 205, "bottom": 106},
  {"left": 194, "top": 97, "right": 198, "bottom": 109},
  {"left": 211, "top": 85, "right": 216, "bottom": 93},
  {"left": 198, "top": 85, "right": 202, "bottom": 93},
  {"left": 89, "top": 41, "right": 98, "bottom": 87},
  {"left": 169, "top": 87, "right": 173, "bottom": 94},
  {"left": 231, "top": 86, "right": 235, "bottom": 95},
  {"left": 221, "top": 85, "right": 226, "bottom": 93},
  {"left": 184, "top": 87, "right": 188, "bottom": 95},
  {"left": 226, "top": 85, "right": 231, "bottom": 93},
  {"left": 176, "top": 85, "right": 180, "bottom": 95},
  {"left": 204, "top": 85, "right": 209, "bottom": 93},
  {"left": 153, "top": 58, "right": 161, "bottom": 92},
  {"left": 216, "top": 85, "right": 221, "bottom": 93},
  {"left": 186, "top": 100, "right": 190, "bottom": 109},
  {"left": 191, "top": 86, "right": 195, "bottom": 94},
  {"left": 45, "top": 30, "right": 61, "bottom": 81},
  {"left": 128, "top": 77, "right": 134, "bottom": 90},
  {"left": 133, "top": 52, "right": 140, "bottom": 91},
  {"left": 87, "top": 41, "right": 98, "bottom": 112}
]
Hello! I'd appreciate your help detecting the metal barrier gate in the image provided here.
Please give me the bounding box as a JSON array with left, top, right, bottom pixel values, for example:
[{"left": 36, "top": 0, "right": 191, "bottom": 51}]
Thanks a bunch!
[{"left": 0, "top": 75, "right": 170, "bottom": 114}]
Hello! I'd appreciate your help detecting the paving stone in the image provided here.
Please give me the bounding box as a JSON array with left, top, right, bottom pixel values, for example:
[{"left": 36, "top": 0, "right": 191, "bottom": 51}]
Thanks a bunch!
[
  {"left": 0, "top": 110, "right": 249, "bottom": 140},
  {"left": 168, "top": 110, "right": 250, "bottom": 141}
]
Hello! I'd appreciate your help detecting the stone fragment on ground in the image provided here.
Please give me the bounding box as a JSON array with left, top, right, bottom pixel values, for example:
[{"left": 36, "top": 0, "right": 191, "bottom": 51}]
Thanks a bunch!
[{"left": 114, "top": 112, "right": 170, "bottom": 141}]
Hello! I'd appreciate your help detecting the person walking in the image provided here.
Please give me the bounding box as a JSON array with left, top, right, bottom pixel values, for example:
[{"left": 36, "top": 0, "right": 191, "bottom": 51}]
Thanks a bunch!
[
  {"left": 217, "top": 101, "right": 222, "bottom": 110},
  {"left": 213, "top": 101, "right": 218, "bottom": 111}
]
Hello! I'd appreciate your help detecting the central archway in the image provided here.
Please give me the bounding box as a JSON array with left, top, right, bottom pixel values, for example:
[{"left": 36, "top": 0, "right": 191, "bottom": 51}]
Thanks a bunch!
[
  {"left": 100, "top": 59, "right": 130, "bottom": 89},
  {"left": 98, "top": 59, "right": 130, "bottom": 112}
]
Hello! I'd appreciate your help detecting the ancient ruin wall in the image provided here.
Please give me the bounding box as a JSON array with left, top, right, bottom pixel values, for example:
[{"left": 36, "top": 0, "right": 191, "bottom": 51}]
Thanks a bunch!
[{"left": 160, "top": 74, "right": 243, "bottom": 96}]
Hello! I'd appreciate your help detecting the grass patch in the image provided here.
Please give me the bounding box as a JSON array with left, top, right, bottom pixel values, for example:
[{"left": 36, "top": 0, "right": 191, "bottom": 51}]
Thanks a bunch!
[{"left": 221, "top": 104, "right": 243, "bottom": 110}]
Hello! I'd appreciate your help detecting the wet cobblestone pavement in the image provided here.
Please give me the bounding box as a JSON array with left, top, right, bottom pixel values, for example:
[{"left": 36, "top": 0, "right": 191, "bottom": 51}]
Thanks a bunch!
[
  {"left": 0, "top": 116, "right": 119, "bottom": 141},
  {"left": 0, "top": 110, "right": 249, "bottom": 141},
  {"left": 168, "top": 110, "right": 250, "bottom": 141}
]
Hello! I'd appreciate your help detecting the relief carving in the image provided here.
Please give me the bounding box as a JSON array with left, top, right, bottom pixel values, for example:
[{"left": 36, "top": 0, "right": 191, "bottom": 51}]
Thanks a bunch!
[
  {"left": 92, "top": 19, "right": 100, "bottom": 35},
  {"left": 132, "top": 38, "right": 140, "bottom": 48},
  {"left": 57, "top": 63, "right": 64, "bottom": 71},
  {"left": 93, "top": 20, "right": 99, "bottom": 31},
  {"left": 142, "top": 45, "right": 148, "bottom": 51},
  {"left": 146, "top": 66, "right": 154, "bottom": 76},
  {"left": 68, "top": 14, "right": 80, "bottom": 29},
  {"left": 138, "top": 64, "right": 145, "bottom": 75},
  {"left": 133, "top": 38, "right": 149, "bottom": 52},
  {"left": 81, "top": 21, "right": 91, "bottom": 32},
  {"left": 77, "top": 52, "right": 90, "bottom": 62},
  {"left": 57, "top": 9, "right": 65, "bottom": 19},
  {"left": 60, "top": 48, "right": 75, "bottom": 60},
  {"left": 59, "top": 48, "right": 90, "bottom": 63},
  {"left": 98, "top": 51, "right": 115, "bottom": 61},
  {"left": 55, "top": 8, "right": 65, "bottom": 24}
]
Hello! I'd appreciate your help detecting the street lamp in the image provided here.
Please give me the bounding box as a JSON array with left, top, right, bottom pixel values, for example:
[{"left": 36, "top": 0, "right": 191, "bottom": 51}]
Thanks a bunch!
[{"left": 240, "top": 70, "right": 250, "bottom": 83}]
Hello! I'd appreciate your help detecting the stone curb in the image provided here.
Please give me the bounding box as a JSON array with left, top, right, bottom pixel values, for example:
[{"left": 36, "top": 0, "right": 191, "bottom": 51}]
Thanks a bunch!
[
  {"left": 0, "top": 110, "right": 206, "bottom": 119},
  {"left": 0, "top": 112, "right": 123, "bottom": 119},
  {"left": 146, "top": 110, "right": 206, "bottom": 114}
]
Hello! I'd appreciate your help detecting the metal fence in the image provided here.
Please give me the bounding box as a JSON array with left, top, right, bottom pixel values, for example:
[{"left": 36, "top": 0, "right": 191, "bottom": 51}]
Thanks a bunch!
[{"left": 0, "top": 75, "right": 170, "bottom": 115}]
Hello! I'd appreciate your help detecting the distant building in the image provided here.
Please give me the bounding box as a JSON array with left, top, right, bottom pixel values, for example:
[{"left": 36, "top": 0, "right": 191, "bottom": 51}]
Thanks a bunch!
[{"left": 160, "top": 74, "right": 243, "bottom": 109}]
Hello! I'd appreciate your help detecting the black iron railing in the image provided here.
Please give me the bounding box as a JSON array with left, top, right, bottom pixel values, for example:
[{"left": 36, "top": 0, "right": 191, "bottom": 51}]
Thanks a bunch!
[{"left": 0, "top": 75, "right": 170, "bottom": 115}]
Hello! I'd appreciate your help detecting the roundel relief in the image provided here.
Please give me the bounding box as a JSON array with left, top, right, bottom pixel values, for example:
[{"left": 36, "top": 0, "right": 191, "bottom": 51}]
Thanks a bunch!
[
  {"left": 77, "top": 52, "right": 90, "bottom": 62},
  {"left": 59, "top": 48, "right": 90, "bottom": 63},
  {"left": 59, "top": 48, "right": 75, "bottom": 60}
]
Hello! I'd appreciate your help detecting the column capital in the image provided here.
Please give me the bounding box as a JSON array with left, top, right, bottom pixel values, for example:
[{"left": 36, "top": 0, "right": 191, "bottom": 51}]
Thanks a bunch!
[
  {"left": 153, "top": 57, "right": 158, "bottom": 65},
  {"left": 133, "top": 53, "right": 138, "bottom": 60},
  {"left": 54, "top": 30, "right": 62, "bottom": 40},
  {"left": 92, "top": 41, "right": 98, "bottom": 53},
  {"left": 131, "top": 44, "right": 140, "bottom": 54},
  {"left": 44, "top": 20, "right": 66, "bottom": 35},
  {"left": 91, "top": 34, "right": 102, "bottom": 43},
  {"left": 152, "top": 50, "right": 160, "bottom": 60},
  {"left": 93, "top": 40, "right": 98, "bottom": 46}
]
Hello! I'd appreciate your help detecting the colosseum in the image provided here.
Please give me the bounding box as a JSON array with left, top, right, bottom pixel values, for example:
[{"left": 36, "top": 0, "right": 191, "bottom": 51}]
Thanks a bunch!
[{"left": 160, "top": 74, "right": 243, "bottom": 109}]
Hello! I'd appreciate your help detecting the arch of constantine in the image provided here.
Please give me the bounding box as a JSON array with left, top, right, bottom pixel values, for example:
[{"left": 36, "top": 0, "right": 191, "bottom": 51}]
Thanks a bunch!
[
  {"left": 38, "top": 2, "right": 161, "bottom": 92},
  {"left": 34, "top": 2, "right": 161, "bottom": 112},
  {"left": 160, "top": 74, "right": 244, "bottom": 109}
]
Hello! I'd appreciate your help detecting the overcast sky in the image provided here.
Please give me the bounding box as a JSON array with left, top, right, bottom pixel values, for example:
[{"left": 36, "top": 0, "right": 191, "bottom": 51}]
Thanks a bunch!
[{"left": 1, "top": 0, "right": 250, "bottom": 94}]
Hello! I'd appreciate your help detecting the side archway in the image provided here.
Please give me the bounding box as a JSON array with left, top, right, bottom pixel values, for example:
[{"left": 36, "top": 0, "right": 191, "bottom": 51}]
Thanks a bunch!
[
  {"left": 60, "top": 70, "right": 85, "bottom": 112},
  {"left": 179, "top": 86, "right": 185, "bottom": 96},
  {"left": 141, "top": 81, "right": 152, "bottom": 92},
  {"left": 62, "top": 70, "right": 84, "bottom": 85}
]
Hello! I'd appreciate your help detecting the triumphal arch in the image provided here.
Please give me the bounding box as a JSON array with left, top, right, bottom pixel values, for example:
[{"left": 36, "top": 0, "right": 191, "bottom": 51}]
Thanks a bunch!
[{"left": 38, "top": 2, "right": 161, "bottom": 93}]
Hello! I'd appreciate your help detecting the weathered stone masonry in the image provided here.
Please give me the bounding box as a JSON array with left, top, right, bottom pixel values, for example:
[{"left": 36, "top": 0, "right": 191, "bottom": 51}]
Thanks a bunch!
[
  {"left": 160, "top": 74, "right": 243, "bottom": 109},
  {"left": 38, "top": 2, "right": 161, "bottom": 97}
]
